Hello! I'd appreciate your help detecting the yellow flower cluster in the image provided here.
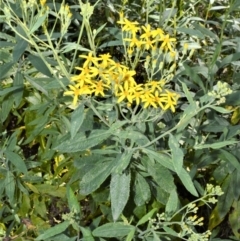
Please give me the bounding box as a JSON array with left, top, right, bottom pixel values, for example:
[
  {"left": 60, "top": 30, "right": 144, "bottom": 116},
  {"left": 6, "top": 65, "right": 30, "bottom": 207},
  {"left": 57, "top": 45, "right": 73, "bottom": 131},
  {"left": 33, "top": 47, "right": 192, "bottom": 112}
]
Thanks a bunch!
[
  {"left": 64, "top": 52, "right": 179, "bottom": 112},
  {"left": 64, "top": 13, "right": 179, "bottom": 112},
  {"left": 118, "top": 12, "right": 176, "bottom": 53}
]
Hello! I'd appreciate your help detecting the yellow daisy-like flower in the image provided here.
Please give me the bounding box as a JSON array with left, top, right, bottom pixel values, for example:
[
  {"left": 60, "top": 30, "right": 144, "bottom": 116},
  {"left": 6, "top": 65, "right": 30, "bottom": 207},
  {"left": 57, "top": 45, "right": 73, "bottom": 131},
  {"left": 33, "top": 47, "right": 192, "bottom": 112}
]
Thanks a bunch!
[
  {"left": 116, "top": 85, "right": 134, "bottom": 104},
  {"left": 91, "top": 80, "right": 109, "bottom": 97},
  {"left": 160, "top": 34, "right": 176, "bottom": 52},
  {"left": 64, "top": 84, "right": 92, "bottom": 106},
  {"left": 160, "top": 90, "right": 179, "bottom": 112},
  {"left": 79, "top": 52, "right": 99, "bottom": 67},
  {"left": 140, "top": 24, "right": 152, "bottom": 40}
]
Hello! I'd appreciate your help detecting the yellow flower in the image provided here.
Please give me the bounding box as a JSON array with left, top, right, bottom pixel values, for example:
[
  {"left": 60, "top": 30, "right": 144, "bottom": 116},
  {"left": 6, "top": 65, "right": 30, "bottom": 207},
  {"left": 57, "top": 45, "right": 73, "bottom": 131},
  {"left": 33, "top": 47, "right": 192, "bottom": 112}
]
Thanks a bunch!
[
  {"left": 160, "top": 90, "right": 179, "bottom": 112},
  {"left": 143, "top": 37, "right": 156, "bottom": 50},
  {"left": 151, "top": 28, "right": 165, "bottom": 39},
  {"left": 40, "top": 0, "right": 47, "bottom": 6},
  {"left": 116, "top": 85, "right": 134, "bottom": 103},
  {"left": 71, "top": 73, "right": 91, "bottom": 87},
  {"left": 121, "top": 69, "right": 137, "bottom": 89},
  {"left": 131, "top": 84, "right": 144, "bottom": 105},
  {"left": 153, "top": 91, "right": 166, "bottom": 109},
  {"left": 91, "top": 80, "right": 109, "bottom": 96},
  {"left": 142, "top": 93, "right": 157, "bottom": 108},
  {"left": 64, "top": 84, "right": 92, "bottom": 106},
  {"left": 140, "top": 24, "right": 152, "bottom": 40},
  {"left": 146, "top": 80, "right": 165, "bottom": 93},
  {"left": 79, "top": 52, "right": 99, "bottom": 67},
  {"left": 75, "top": 66, "right": 91, "bottom": 76},
  {"left": 124, "top": 36, "right": 142, "bottom": 48},
  {"left": 160, "top": 34, "right": 176, "bottom": 52},
  {"left": 99, "top": 53, "right": 114, "bottom": 68},
  {"left": 118, "top": 18, "right": 140, "bottom": 33}
]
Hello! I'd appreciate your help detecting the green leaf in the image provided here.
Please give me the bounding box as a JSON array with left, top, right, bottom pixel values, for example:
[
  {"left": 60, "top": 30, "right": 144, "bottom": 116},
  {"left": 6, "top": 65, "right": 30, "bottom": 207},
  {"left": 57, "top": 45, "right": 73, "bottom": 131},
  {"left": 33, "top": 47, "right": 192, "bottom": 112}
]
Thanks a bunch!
[
  {"left": 13, "top": 72, "right": 24, "bottom": 107},
  {"left": 34, "top": 184, "right": 66, "bottom": 198},
  {"left": 229, "top": 200, "right": 240, "bottom": 239},
  {"left": 178, "top": 169, "right": 198, "bottom": 197},
  {"left": 168, "top": 134, "right": 183, "bottom": 175},
  {"left": 13, "top": 37, "right": 28, "bottom": 62},
  {"left": 110, "top": 172, "right": 131, "bottom": 221},
  {"left": 80, "top": 160, "right": 114, "bottom": 195},
  {"left": 165, "top": 189, "right": 178, "bottom": 214},
  {"left": 25, "top": 75, "right": 48, "bottom": 96},
  {"left": 147, "top": 163, "right": 175, "bottom": 193},
  {"left": 30, "top": 13, "right": 48, "bottom": 34},
  {"left": 55, "top": 130, "right": 112, "bottom": 153},
  {"left": 134, "top": 173, "right": 151, "bottom": 206},
  {"left": 92, "top": 223, "right": 135, "bottom": 237},
  {"left": 208, "top": 106, "right": 233, "bottom": 114},
  {"left": 28, "top": 54, "right": 52, "bottom": 77},
  {"left": 4, "top": 150, "right": 28, "bottom": 174},
  {"left": 142, "top": 149, "right": 174, "bottom": 171},
  {"left": 36, "top": 221, "right": 70, "bottom": 240},
  {"left": 70, "top": 103, "right": 85, "bottom": 139},
  {"left": 136, "top": 208, "right": 157, "bottom": 226},
  {"left": 126, "top": 228, "right": 135, "bottom": 241},
  {"left": 66, "top": 185, "right": 81, "bottom": 214},
  {"left": 79, "top": 227, "right": 95, "bottom": 241},
  {"left": 194, "top": 140, "right": 239, "bottom": 150},
  {"left": 0, "top": 62, "right": 15, "bottom": 80},
  {"left": 220, "top": 149, "right": 240, "bottom": 172},
  {"left": 5, "top": 171, "right": 15, "bottom": 203},
  {"left": 183, "top": 63, "right": 206, "bottom": 92},
  {"left": 114, "top": 151, "right": 133, "bottom": 174},
  {"left": 0, "top": 86, "right": 22, "bottom": 97},
  {"left": 1, "top": 97, "right": 14, "bottom": 122}
]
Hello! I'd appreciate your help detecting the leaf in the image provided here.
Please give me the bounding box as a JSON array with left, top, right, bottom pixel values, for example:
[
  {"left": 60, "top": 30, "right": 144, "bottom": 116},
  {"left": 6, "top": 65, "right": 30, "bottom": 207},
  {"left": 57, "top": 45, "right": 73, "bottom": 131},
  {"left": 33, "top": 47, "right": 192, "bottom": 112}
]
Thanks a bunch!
[
  {"left": 0, "top": 86, "right": 22, "bottom": 97},
  {"left": 13, "top": 72, "right": 24, "bottom": 107},
  {"left": 110, "top": 172, "right": 131, "bottom": 221},
  {"left": 79, "top": 227, "right": 95, "bottom": 241},
  {"left": 194, "top": 140, "right": 239, "bottom": 150},
  {"left": 70, "top": 103, "right": 85, "bottom": 139},
  {"left": 220, "top": 149, "right": 240, "bottom": 172},
  {"left": 55, "top": 130, "right": 112, "bottom": 153},
  {"left": 92, "top": 223, "right": 135, "bottom": 237},
  {"left": 0, "top": 62, "right": 15, "bottom": 80},
  {"left": 5, "top": 171, "right": 15, "bottom": 203},
  {"left": 178, "top": 169, "right": 198, "bottom": 197},
  {"left": 36, "top": 221, "right": 70, "bottom": 240},
  {"left": 80, "top": 160, "right": 114, "bottom": 195},
  {"left": 165, "top": 189, "right": 178, "bottom": 214},
  {"left": 136, "top": 208, "right": 157, "bottom": 226},
  {"left": 66, "top": 185, "right": 81, "bottom": 214},
  {"left": 147, "top": 163, "right": 175, "bottom": 193},
  {"left": 25, "top": 75, "right": 48, "bottom": 96},
  {"left": 228, "top": 200, "right": 240, "bottom": 239},
  {"left": 28, "top": 54, "right": 52, "bottom": 77},
  {"left": 1, "top": 97, "right": 14, "bottom": 122},
  {"left": 114, "top": 151, "right": 133, "bottom": 174},
  {"left": 142, "top": 149, "right": 174, "bottom": 171},
  {"left": 134, "top": 173, "right": 151, "bottom": 206},
  {"left": 183, "top": 63, "right": 206, "bottom": 92},
  {"left": 34, "top": 184, "right": 66, "bottom": 198},
  {"left": 13, "top": 37, "right": 28, "bottom": 62},
  {"left": 4, "top": 150, "right": 28, "bottom": 174},
  {"left": 30, "top": 13, "right": 48, "bottom": 34},
  {"left": 168, "top": 134, "right": 183, "bottom": 175},
  {"left": 208, "top": 106, "right": 233, "bottom": 114}
]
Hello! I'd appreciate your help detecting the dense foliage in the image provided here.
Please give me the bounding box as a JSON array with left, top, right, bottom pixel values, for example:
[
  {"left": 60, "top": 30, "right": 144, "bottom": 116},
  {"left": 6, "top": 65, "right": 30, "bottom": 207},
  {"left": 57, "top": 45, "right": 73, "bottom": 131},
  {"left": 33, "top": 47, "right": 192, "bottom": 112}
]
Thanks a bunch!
[{"left": 0, "top": 0, "right": 240, "bottom": 240}]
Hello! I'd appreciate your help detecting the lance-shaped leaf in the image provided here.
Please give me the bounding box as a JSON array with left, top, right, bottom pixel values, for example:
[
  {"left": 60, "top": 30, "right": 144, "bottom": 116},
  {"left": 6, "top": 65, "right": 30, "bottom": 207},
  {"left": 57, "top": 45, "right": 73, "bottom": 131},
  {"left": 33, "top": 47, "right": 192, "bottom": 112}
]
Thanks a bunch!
[
  {"left": 110, "top": 172, "right": 131, "bottom": 221},
  {"left": 168, "top": 134, "right": 183, "bottom": 176}
]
